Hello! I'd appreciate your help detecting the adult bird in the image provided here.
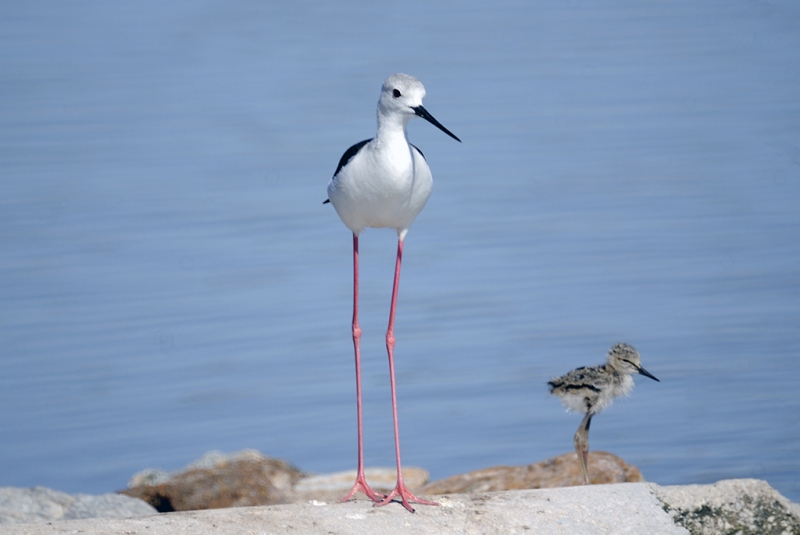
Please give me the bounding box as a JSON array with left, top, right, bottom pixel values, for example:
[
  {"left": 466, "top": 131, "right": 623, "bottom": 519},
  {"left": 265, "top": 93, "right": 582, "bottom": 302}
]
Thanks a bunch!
[
  {"left": 547, "top": 343, "right": 659, "bottom": 485},
  {"left": 324, "top": 73, "right": 460, "bottom": 512}
]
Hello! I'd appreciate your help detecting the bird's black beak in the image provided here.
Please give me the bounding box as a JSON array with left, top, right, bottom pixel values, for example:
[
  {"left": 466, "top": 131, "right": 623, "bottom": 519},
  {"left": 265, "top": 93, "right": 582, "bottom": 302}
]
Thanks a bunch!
[
  {"left": 637, "top": 366, "right": 660, "bottom": 382},
  {"left": 412, "top": 105, "right": 461, "bottom": 142}
]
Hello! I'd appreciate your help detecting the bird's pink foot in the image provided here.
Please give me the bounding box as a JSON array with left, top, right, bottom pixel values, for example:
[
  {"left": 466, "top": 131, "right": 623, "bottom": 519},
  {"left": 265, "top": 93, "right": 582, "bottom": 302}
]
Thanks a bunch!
[
  {"left": 376, "top": 481, "right": 439, "bottom": 513},
  {"left": 340, "top": 474, "right": 386, "bottom": 504}
]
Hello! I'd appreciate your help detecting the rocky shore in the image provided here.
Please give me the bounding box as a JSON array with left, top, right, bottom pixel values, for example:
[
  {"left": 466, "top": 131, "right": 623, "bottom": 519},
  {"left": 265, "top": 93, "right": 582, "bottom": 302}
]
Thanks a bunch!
[
  {"left": 2, "top": 450, "right": 798, "bottom": 535},
  {"left": 118, "top": 449, "right": 643, "bottom": 510}
]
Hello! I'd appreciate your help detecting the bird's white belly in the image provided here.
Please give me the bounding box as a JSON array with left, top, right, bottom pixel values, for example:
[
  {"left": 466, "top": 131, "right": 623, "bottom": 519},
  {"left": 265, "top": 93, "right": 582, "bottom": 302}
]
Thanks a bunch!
[
  {"left": 558, "top": 391, "right": 598, "bottom": 414},
  {"left": 328, "top": 145, "right": 432, "bottom": 235}
]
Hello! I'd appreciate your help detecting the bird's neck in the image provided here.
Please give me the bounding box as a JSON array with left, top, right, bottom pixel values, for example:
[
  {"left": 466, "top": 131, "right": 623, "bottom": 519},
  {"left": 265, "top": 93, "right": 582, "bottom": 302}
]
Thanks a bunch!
[
  {"left": 604, "top": 363, "right": 623, "bottom": 380},
  {"left": 375, "top": 111, "right": 411, "bottom": 147}
]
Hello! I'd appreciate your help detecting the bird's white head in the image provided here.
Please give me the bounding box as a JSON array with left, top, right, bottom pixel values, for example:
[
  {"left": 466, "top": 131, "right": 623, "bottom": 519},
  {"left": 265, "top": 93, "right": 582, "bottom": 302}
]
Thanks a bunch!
[
  {"left": 379, "top": 73, "right": 427, "bottom": 119},
  {"left": 377, "top": 73, "right": 461, "bottom": 142},
  {"left": 605, "top": 343, "right": 659, "bottom": 381}
]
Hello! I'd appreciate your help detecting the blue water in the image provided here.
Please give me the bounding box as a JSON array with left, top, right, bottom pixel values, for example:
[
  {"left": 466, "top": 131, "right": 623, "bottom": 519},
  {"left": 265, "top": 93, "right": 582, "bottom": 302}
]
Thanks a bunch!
[{"left": 2, "top": 0, "right": 799, "bottom": 503}]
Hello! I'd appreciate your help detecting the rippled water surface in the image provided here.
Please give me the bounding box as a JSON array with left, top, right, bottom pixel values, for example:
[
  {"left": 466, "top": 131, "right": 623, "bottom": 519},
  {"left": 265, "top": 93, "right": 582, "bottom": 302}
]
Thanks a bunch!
[{"left": 2, "top": 0, "right": 799, "bottom": 502}]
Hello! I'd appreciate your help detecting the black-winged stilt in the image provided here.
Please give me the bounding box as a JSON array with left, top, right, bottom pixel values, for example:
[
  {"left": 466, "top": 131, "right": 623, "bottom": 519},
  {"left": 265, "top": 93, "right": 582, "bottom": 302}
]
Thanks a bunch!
[{"left": 324, "top": 73, "right": 460, "bottom": 512}]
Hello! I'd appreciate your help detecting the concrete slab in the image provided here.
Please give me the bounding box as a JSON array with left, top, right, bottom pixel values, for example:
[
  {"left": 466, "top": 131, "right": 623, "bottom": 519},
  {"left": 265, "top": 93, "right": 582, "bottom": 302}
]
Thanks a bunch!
[{"left": 0, "top": 483, "right": 688, "bottom": 535}]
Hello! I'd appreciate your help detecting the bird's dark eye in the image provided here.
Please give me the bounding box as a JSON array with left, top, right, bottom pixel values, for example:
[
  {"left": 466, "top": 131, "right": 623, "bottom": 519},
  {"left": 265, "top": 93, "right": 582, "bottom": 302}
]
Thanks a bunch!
[{"left": 392, "top": 89, "right": 401, "bottom": 98}]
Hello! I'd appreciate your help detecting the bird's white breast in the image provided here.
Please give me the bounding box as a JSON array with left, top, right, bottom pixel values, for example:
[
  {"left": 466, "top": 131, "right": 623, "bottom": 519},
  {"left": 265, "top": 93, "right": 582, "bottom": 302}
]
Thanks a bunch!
[
  {"left": 327, "top": 139, "right": 432, "bottom": 236},
  {"left": 593, "top": 374, "right": 634, "bottom": 413}
]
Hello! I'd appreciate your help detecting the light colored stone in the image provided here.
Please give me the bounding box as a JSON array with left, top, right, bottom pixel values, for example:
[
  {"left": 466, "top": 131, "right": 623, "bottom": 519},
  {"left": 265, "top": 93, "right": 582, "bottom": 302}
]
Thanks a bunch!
[
  {"left": 652, "top": 479, "right": 800, "bottom": 535},
  {"left": 421, "top": 451, "right": 643, "bottom": 494},
  {"left": 63, "top": 493, "right": 158, "bottom": 520}
]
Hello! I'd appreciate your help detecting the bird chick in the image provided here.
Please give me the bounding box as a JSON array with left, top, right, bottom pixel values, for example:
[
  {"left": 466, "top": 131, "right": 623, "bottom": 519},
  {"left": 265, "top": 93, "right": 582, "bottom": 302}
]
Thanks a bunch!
[{"left": 548, "top": 343, "right": 659, "bottom": 484}]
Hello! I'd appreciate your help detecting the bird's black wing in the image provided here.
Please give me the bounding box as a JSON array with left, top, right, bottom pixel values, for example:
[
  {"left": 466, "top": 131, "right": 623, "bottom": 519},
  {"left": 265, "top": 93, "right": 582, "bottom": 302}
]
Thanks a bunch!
[
  {"left": 323, "top": 138, "right": 372, "bottom": 204},
  {"left": 410, "top": 143, "right": 425, "bottom": 161},
  {"left": 333, "top": 139, "right": 372, "bottom": 178}
]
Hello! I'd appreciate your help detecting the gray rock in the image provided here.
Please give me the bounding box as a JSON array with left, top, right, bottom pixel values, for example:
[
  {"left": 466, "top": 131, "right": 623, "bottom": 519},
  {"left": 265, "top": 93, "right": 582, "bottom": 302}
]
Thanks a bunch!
[
  {"left": 63, "top": 493, "right": 158, "bottom": 521},
  {"left": 652, "top": 479, "right": 800, "bottom": 535},
  {"left": 0, "top": 487, "right": 74, "bottom": 524},
  {"left": 0, "top": 486, "right": 156, "bottom": 525}
]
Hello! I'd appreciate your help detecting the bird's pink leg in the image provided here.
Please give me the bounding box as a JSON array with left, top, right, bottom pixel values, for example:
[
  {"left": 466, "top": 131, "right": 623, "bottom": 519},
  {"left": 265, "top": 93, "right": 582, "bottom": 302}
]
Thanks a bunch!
[
  {"left": 574, "top": 413, "right": 593, "bottom": 485},
  {"left": 341, "top": 234, "right": 386, "bottom": 504},
  {"left": 376, "top": 238, "right": 439, "bottom": 513}
]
